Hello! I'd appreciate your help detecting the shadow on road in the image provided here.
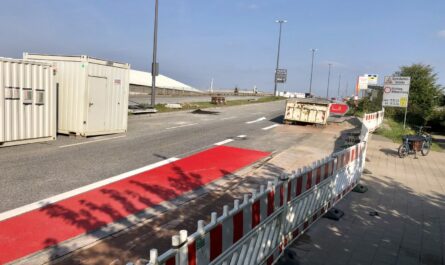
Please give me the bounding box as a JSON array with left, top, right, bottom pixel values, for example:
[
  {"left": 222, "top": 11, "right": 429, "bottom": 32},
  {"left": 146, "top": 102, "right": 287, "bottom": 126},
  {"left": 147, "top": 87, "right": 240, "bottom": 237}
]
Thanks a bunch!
[
  {"left": 269, "top": 115, "right": 284, "bottom": 124},
  {"left": 191, "top": 109, "right": 220, "bottom": 115}
]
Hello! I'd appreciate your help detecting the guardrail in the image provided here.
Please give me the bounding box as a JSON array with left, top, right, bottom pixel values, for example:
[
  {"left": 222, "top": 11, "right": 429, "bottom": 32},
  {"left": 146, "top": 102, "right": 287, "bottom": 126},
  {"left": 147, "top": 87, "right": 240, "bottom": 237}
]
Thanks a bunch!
[{"left": 141, "top": 141, "right": 367, "bottom": 265}]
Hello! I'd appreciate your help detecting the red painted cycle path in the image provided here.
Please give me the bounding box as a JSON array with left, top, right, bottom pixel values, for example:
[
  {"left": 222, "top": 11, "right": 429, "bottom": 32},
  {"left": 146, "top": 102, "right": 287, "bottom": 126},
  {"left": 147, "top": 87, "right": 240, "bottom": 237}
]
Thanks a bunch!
[{"left": 0, "top": 146, "right": 269, "bottom": 264}]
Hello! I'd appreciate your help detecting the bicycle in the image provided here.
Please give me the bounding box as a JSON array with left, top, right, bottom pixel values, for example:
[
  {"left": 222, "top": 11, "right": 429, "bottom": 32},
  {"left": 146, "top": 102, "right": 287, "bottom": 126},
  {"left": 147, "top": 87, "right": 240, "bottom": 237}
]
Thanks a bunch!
[{"left": 398, "top": 126, "right": 432, "bottom": 158}]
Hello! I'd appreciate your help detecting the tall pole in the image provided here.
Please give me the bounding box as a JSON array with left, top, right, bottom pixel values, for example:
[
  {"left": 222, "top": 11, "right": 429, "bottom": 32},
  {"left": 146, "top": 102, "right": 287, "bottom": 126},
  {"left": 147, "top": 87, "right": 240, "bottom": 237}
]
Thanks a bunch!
[
  {"left": 309, "top": 48, "right": 317, "bottom": 95},
  {"left": 403, "top": 106, "right": 408, "bottom": 129},
  {"left": 326, "top": 63, "right": 332, "bottom": 99},
  {"left": 150, "top": 0, "right": 159, "bottom": 108},
  {"left": 274, "top": 20, "right": 286, "bottom": 96},
  {"left": 337, "top": 74, "right": 341, "bottom": 99}
]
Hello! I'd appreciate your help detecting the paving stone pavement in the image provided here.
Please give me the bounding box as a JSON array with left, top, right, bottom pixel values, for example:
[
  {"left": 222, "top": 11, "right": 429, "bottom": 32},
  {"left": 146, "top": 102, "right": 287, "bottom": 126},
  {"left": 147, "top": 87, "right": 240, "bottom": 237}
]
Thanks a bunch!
[{"left": 286, "top": 135, "right": 445, "bottom": 265}]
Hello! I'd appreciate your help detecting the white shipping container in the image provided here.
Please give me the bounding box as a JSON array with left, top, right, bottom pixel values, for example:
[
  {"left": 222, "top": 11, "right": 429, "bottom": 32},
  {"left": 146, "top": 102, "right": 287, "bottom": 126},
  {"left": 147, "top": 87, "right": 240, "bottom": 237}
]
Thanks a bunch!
[
  {"left": 24, "top": 53, "right": 130, "bottom": 136},
  {"left": 0, "top": 58, "right": 56, "bottom": 147}
]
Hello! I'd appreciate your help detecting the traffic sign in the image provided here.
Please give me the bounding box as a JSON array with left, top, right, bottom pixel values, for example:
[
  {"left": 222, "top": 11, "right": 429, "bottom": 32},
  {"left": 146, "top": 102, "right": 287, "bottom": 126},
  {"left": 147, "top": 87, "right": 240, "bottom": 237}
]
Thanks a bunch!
[
  {"left": 275, "top": 69, "right": 287, "bottom": 83},
  {"left": 330, "top": 103, "right": 349, "bottom": 116},
  {"left": 382, "top": 76, "right": 411, "bottom": 108}
]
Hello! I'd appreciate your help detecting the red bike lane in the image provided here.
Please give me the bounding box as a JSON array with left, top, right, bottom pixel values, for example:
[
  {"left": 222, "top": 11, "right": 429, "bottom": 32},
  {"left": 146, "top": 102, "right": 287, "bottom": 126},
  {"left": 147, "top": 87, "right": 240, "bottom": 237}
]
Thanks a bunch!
[{"left": 0, "top": 145, "right": 269, "bottom": 264}]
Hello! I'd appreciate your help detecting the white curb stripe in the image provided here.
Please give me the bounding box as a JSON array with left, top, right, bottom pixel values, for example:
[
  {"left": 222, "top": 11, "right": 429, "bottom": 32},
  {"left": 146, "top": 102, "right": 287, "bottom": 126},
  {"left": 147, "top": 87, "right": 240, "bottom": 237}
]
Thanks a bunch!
[
  {"left": 59, "top": 135, "right": 126, "bottom": 148},
  {"left": 0, "top": 157, "right": 180, "bottom": 222}
]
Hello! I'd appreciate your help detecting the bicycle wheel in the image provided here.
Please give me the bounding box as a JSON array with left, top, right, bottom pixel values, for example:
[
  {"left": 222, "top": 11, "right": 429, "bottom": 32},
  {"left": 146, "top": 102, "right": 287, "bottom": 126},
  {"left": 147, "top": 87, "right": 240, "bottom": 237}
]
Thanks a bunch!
[
  {"left": 398, "top": 144, "right": 408, "bottom": 158},
  {"left": 421, "top": 141, "right": 431, "bottom": 156}
]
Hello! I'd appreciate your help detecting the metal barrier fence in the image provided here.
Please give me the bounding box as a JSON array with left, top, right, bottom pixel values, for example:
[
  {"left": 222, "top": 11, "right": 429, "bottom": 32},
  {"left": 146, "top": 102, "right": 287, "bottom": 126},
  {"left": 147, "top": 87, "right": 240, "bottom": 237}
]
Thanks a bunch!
[{"left": 143, "top": 141, "right": 368, "bottom": 265}]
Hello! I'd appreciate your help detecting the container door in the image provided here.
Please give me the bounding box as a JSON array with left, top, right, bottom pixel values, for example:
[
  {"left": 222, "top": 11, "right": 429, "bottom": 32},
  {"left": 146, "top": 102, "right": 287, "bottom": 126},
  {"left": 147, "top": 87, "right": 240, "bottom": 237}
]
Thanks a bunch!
[{"left": 87, "top": 76, "right": 107, "bottom": 133}]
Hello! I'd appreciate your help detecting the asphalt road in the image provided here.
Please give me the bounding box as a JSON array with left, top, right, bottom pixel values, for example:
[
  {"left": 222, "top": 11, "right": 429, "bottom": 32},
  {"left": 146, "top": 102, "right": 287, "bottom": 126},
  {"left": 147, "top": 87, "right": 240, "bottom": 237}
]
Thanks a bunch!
[{"left": 0, "top": 100, "right": 308, "bottom": 213}]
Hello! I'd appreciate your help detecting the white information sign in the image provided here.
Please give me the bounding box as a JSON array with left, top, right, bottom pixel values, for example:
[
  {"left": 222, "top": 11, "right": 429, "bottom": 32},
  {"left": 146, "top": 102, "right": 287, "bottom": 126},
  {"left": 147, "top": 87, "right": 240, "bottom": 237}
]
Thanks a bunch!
[
  {"left": 358, "top": 76, "right": 368, "bottom": 90},
  {"left": 382, "top": 76, "right": 411, "bottom": 108}
]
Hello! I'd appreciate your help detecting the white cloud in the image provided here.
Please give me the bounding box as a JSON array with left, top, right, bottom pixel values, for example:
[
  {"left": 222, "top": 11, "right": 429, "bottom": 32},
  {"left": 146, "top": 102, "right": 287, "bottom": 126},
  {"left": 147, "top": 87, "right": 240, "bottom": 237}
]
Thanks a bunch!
[{"left": 437, "top": 30, "right": 445, "bottom": 39}]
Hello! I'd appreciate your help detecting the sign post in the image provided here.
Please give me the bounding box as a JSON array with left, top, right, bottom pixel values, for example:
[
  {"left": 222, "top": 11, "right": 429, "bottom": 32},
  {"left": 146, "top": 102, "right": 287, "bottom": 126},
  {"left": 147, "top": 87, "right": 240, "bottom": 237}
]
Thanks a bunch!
[{"left": 382, "top": 76, "right": 411, "bottom": 128}]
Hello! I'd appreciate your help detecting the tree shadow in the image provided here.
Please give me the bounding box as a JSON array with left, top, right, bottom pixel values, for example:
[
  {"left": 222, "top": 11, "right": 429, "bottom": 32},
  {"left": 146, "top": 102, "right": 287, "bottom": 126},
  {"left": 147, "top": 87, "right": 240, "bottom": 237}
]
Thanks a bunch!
[
  {"left": 38, "top": 159, "right": 229, "bottom": 265},
  {"left": 38, "top": 150, "right": 291, "bottom": 265}
]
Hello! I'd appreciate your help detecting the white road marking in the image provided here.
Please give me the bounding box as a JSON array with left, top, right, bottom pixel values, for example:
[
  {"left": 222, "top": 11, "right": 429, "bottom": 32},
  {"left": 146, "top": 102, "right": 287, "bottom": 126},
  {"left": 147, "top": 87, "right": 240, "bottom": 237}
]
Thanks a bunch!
[
  {"left": 0, "top": 157, "right": 179, "bottom": 222},
  {"left": 214, "top": 139, "right": 234, "bottom": 146},
  {"left": 262, "top": 124, "right": 280, "bottom": 130},
  {"left": 237, "top": 135, "right": 247, "bottom": 138},
  {"left": 246, "top": 117, "right": 266, "bottom": 124},
  {"left": 165, "top": 123, "right": 198, "bottom": 130},
  {"left": 221, "top": 116, "right": 237, "bottom": 120},
  {"left": 59, "top": 135, "right": 126, "bottom": 148}
]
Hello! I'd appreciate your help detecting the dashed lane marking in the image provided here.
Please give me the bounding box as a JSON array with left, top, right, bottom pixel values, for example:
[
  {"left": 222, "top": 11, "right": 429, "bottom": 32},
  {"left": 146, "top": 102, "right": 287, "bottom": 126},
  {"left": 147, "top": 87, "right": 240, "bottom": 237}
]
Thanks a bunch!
[
  {"left": 214, "top": 139, "right": 234, "bottom": 146},
  {"left": 262, "top": 124, "right": 280, "bottom": 130},
  {"left": 246, "top": 117, "right": 266, "bottom": 124}
]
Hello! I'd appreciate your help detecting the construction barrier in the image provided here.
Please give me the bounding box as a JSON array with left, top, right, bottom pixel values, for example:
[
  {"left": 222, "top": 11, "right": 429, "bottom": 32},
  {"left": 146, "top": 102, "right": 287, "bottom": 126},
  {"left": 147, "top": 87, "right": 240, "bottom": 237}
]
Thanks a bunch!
[
  {"left": 360, "top": 109, "right": 384, "bottom": 142},
  {"left": 363, "top": 109, "right": 384, "bottom": 133},
  {"left": 144, "top": 141, "right": 368, "bottom": 265}
]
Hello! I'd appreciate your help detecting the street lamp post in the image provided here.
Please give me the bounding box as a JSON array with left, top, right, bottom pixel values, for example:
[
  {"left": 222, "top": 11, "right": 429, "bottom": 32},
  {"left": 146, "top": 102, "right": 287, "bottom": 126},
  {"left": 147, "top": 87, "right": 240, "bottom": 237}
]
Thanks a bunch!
[
  {"left": 326, "top": 63, "right": 332, "bottom": 99},
  {"left": 274, "top": 20, "right": 287, "bottom": 96},
  {"left": 308, "top": 48, "right": 317, "bottom": 95},
  {"left": 337, "top": 74, "right": 341, "bottom": 99},
  {"left": 150, "top": 0, "right": 159, "bottom": 108}
]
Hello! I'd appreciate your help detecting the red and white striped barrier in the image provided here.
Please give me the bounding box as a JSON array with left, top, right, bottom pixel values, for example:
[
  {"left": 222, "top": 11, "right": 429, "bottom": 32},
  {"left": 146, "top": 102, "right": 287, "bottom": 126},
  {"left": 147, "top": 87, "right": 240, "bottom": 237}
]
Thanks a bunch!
[
  {"left": 363, "top": 109, "right": 384, "bottom": 133},
  {"left": 145, "top": 141, "right": 368, "bottom": 265}
]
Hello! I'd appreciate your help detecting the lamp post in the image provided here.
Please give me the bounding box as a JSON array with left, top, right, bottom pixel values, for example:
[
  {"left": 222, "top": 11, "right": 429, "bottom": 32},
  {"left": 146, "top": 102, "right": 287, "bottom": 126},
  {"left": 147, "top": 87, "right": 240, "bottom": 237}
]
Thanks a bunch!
[
  {"left": 308, "top": 48, "right": 317, "bottom": 95},
  {"left": 150, "top": 0, "right": 159, "bottom": 108},
  {"left": 274, "top": 20, "right": 287, "bottom": 96},
  {"left": 337, "top": 74, "right": 341, "bottom": 99},
  {"left": 326, "top": 63, "right": 332, "bottom": 99}
]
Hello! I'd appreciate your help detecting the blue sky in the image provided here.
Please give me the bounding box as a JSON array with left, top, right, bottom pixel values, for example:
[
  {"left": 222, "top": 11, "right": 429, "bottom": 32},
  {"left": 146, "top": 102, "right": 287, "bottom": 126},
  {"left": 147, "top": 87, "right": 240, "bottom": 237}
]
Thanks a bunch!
[{"left": 1, "top": 0, "right": 444, "bottom": 96}]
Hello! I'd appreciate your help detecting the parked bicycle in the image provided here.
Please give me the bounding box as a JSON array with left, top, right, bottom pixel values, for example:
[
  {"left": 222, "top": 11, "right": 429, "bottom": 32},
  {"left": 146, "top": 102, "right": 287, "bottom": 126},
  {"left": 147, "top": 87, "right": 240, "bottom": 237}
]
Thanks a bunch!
[{"left": 398, "top": 126, "right": 432, "bottom": 158}]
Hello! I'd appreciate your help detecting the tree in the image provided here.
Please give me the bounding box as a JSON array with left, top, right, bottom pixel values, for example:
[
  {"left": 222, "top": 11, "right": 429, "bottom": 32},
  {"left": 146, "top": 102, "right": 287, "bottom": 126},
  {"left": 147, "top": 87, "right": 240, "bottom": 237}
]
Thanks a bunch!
[{"left": 394, "top": 64, "right": 442, "bottom": 125}]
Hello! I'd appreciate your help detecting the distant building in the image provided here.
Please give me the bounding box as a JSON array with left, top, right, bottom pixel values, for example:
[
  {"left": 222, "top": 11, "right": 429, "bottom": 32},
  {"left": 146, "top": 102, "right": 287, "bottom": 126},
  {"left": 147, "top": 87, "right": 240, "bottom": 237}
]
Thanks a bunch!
[{"left": 130, "top": 70, "right": 202, "bottom": 96}]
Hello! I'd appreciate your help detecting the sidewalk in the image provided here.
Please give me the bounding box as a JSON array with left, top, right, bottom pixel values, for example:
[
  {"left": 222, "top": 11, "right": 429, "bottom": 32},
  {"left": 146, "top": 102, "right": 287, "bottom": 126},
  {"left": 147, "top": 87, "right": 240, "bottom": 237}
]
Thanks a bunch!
[{"left": 287, "top": 135, "right": 445, "bottom": 265}]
